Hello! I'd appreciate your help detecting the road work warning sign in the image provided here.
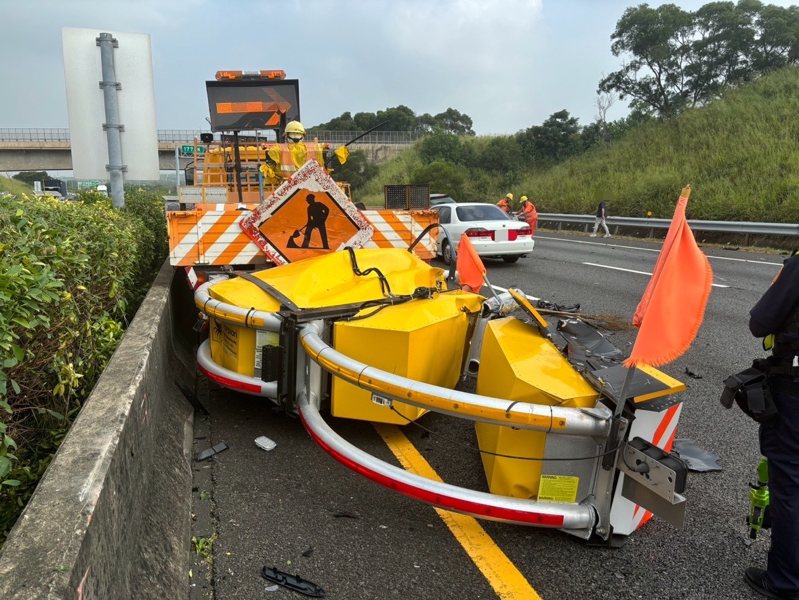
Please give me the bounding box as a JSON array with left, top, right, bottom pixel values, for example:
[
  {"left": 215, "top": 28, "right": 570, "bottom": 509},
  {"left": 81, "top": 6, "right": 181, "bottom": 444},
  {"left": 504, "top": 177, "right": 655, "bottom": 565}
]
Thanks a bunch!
[{"left": 240, "top": 160, "right": 373, "bottom": 264}]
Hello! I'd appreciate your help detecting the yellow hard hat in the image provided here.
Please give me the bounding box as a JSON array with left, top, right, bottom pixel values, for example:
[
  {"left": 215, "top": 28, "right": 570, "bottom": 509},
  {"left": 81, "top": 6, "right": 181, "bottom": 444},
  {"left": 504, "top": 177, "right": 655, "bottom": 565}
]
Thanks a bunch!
[
  {"left": 505, "top": 193, "right": 513, "bottom": 200},
  {"left": 520, "top": 195, "right": 528, "bottom": 202},
  {"left": 285, "top": 121, "right": 306, "bottom": 136}
]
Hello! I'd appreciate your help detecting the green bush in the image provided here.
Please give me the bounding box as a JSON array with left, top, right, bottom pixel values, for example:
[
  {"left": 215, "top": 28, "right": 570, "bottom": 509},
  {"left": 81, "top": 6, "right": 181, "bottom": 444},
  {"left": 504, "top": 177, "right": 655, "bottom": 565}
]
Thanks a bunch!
[{"left": 0, "top": 191, "right": 167, "bottom": 543}]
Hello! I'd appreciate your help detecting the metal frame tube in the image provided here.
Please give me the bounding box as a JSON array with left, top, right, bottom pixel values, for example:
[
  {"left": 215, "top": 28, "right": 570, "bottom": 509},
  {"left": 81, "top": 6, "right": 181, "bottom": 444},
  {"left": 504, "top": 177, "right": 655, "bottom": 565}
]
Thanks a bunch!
[
  {"left": 300, "top": 326, "right": 611, "bottom": 436},
  {"left": 297, "top": 392, "right": 596, "bottom": 531},
  {"left": 194, "top": 281, "right": 283, "bottom": 331},
  {"left": 197, "top": 340, "right": 277, "bottom": 398}
]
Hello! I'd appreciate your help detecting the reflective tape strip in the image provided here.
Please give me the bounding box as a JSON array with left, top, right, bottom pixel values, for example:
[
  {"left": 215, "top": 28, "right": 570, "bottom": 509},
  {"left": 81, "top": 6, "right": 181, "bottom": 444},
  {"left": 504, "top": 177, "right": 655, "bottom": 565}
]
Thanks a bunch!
[
  {"left": 362, "top": 210, "right": 437, "bottom": 259},
  {"left": 169, "top": 206, "right": 262, "bottom": 266},
  {"left": 170, "top": 210, "right": 223, "bottom": 265},
  {"left": 362, "top": 211, "right": 408, "bottom": 249}
]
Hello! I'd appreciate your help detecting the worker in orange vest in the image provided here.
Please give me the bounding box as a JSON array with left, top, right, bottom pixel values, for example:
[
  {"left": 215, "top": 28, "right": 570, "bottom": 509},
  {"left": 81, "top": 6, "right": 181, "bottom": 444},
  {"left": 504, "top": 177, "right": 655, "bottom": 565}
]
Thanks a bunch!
[
  {"left": 517, "top": 195, "right": 538, "bottom": 235},
  {"left": 497, "top": 192, "right": 513, "bottom": 215}
]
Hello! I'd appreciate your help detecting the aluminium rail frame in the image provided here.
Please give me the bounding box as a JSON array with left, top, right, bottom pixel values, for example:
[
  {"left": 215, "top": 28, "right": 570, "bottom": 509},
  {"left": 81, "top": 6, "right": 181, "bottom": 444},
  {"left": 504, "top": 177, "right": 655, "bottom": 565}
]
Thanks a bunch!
[{"left": 194, "top": 284, "right": 622, "bottom": 539}]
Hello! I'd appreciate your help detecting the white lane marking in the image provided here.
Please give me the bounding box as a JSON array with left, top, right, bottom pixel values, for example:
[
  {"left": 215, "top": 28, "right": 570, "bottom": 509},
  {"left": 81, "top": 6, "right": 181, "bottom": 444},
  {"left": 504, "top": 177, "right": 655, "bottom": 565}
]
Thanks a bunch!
[
  {"left": 582, "top": 261, "right": 729, "bottom": 288},
  {"left": 536, "top": 235, "right": 783, "bottom": 266}
]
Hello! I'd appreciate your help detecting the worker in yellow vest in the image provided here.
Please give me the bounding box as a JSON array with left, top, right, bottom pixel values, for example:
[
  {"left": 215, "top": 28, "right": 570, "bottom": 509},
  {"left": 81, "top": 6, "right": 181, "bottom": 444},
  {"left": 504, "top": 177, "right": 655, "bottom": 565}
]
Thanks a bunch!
[{"left": 260, "top": 121, "right": 348, "bottom": 185}]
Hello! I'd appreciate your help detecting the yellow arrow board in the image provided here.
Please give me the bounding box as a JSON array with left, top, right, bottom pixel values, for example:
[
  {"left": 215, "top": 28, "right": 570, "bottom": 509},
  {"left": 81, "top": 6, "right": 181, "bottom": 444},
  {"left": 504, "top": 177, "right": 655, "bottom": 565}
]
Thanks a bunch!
[{"left": 239, "top": 160, "right": 373, "bottom": 264}]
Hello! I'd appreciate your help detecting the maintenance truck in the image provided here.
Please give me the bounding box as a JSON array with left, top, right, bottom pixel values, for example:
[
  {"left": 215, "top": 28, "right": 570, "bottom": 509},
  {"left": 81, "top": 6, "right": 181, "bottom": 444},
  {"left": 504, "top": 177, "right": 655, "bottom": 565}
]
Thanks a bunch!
[{"left": 168, "top": 70, "right": 690, "bottom": 544}]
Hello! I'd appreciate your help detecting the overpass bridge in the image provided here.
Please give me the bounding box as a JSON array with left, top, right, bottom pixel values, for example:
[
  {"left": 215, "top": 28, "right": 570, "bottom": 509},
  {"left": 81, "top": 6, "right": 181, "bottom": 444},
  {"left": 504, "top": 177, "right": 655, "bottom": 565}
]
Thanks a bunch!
[{"left": 0, "top": 128, "right": 419, "bottom": 173}]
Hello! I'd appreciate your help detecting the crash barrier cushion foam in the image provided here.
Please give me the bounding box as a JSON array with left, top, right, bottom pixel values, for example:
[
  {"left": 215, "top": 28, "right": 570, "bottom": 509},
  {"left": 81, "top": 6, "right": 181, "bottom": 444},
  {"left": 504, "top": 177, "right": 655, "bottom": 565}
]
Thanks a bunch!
[{"left": 0, "top": 261, "right": 194, "bottom": 599}]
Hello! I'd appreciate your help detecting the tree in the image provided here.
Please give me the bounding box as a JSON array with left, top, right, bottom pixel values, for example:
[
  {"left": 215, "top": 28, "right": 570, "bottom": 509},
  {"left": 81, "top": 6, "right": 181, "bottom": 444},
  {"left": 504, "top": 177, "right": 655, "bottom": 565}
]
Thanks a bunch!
[
  {"left": 330, "top": 149, "right": 378, "bottom": 191},
  {"left": 418, "top": 132, "right": 466, "bottom": 164},
  {"left": 749, "top": 2, "right": 799, "bottom": 71},
  {"left": 12, "top": 171, "right": 49, "bottom": 186},
  {"left": 310, "top": 106, "right": 475, "bottom": 135},
  {"left": 598, "top": 3, "right": 696, "bottom": 117},
  {"left": 600, "top": 1, "right": 799, "bottom": 118},
  {"left": 412, "top": 160, "right": 467, "bottom": 199},
  {"left": 534, "top": 110, "right": 582, "bottom": 162},
  {"left": 375, "top": 105, "right": 417, "bottom": 131},
  {"left": 432, "top": 108, "right": 475, "bottom": 135}
]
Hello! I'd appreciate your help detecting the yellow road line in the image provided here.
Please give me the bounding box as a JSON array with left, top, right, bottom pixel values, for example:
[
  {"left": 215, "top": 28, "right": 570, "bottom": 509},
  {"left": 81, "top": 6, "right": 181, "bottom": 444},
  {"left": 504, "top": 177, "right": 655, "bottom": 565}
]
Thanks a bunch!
[{"left": 373, "top": 423, "right": 542, "bottom": 600}]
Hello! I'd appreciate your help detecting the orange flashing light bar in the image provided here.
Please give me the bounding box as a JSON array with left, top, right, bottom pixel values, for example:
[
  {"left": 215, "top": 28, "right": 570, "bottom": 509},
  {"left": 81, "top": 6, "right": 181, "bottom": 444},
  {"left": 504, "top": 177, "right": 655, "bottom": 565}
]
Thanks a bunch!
[
  {"left": 216, "top": 101, "right": 275, "bottom": 114},
  {"left": 215, "top": 69, "right": 287, "bottom": 81}
]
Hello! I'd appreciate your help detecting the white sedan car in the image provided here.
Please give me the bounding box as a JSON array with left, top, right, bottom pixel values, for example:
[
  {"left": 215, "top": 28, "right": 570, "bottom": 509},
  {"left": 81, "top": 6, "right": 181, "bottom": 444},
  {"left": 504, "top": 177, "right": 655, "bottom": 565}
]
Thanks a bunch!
[{"left": 431, "top": 202, "right": 535, "bottom": 264}]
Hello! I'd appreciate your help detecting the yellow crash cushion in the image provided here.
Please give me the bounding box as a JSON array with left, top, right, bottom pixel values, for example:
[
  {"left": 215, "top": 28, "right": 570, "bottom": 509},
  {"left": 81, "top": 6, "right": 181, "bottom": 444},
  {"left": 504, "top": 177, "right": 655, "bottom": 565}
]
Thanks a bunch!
[
  {"left": 475, "top": 317, "right": 600, "bottom": 499},
  {"left": 332, "top": 292, "right": 483, "bottom": 424},
  {"left": 208, "top": 248, "right": 447, "bottom": 310}
]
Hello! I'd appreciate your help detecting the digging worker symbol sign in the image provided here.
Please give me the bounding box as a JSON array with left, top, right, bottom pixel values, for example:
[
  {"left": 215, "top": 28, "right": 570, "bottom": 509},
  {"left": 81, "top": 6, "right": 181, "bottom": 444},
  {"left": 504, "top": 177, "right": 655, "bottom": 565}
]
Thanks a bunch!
[
  {"left": 289, "top": 193, "right": 330, "bottom": 249},
  {"left": 240, "top": 160, "right": 373, "bottom": 265}
]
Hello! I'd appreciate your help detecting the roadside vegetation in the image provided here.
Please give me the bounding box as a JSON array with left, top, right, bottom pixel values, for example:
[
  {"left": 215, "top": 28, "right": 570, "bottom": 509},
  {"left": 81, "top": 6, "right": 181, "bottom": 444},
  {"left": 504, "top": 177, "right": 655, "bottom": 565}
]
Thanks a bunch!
[
  {"left": 0, "top": 190, "right": 167, "bottom": 544},
  {"left": 0, "top": 176, "right": 32, "bottom": 197},
  {"left": 332, "top": 1, "right": 799, "bottom": 219},
  {"left": 2, "top": 0, "right": 797, "bottom": 551},
  {"left": 350, "top": 66, "right": 799, "bottom": 223}
]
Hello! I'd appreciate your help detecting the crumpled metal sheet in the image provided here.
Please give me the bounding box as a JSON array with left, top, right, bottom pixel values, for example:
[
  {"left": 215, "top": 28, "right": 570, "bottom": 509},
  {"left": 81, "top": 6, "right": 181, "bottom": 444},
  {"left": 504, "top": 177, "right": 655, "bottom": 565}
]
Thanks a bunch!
[{"left": 673, "top": 438, "right": 722, "bottom": 472}]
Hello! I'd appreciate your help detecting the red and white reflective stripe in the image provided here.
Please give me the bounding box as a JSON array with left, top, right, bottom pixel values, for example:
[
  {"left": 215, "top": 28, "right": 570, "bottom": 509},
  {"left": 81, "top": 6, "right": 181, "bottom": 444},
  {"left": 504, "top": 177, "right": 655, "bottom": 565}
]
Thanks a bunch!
[
  {"left": 185, "top": 267, "right": 199, "bottom": 290},
  {"left": 608, "top": 402, "right": 684, "bottom": 535},
  {"left": 297, "top": 392, "right": 596, "bottom": 531},
  {"left": 196, "top": 340, "right": 277, "bottom": 398}
]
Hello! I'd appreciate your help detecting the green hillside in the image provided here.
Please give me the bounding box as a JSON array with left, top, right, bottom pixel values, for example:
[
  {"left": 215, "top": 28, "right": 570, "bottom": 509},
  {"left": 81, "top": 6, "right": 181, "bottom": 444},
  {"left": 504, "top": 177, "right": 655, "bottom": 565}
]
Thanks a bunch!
[
  {"left": 360, "top": 66, "right": 799, "bottom": 222},
  {"left": 525, "top": 67, "right": 799, "bottom": 221},
  {"left": 0, "top": 176, "right": 32, "bottom": 196}
]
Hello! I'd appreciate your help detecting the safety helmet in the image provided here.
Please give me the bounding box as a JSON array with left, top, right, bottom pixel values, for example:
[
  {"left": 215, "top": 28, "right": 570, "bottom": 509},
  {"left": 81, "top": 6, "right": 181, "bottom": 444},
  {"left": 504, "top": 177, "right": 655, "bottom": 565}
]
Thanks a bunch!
[
  {"left": 285, "top": 120, "right": 306, "bottom": 142},
  {"left": 505, "top": 193, "right": 513, "bottom": 200},
  {"left": 520, "top": 195, "right": 528, "bottom": 202}
]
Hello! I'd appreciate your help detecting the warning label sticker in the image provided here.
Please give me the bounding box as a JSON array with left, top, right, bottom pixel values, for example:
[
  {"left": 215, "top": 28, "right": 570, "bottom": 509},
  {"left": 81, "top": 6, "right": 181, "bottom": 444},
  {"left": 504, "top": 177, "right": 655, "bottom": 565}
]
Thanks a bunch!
[{"left": 537, "top": 474, "right": 579, "bottom": 503}]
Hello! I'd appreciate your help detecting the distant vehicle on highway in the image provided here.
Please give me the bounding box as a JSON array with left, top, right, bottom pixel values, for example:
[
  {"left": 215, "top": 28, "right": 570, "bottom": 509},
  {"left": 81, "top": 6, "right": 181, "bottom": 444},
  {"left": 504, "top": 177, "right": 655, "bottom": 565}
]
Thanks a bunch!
[
  {"left": 429, "top": 193, "right": 457, "bottom": 206},
  {"left": 430, "top": 202, "right": 535, "bottom": 264}
]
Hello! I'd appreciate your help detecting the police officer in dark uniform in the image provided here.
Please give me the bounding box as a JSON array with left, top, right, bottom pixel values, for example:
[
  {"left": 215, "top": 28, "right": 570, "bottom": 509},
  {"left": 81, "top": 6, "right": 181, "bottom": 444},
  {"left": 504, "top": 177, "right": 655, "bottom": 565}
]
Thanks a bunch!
[{"left": 745, "top": 250, "right": 799, "bottom": 599}]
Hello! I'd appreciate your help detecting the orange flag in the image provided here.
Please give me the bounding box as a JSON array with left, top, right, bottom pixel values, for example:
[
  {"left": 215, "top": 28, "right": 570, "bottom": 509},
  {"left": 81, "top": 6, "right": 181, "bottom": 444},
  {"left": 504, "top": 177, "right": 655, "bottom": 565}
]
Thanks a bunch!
[
  {"left": 625, "top": 185, "right": 713, "bottom": 367},
  {"left": 457, "top": 233, "right": 486, "bottom": 292}
]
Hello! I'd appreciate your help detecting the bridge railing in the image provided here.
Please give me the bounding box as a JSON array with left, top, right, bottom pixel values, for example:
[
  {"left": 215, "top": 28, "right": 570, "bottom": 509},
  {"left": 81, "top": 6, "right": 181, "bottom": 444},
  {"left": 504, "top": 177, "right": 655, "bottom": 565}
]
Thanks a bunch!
[{"left": 0, "top": 128, "right": 422, "bottom": 145}]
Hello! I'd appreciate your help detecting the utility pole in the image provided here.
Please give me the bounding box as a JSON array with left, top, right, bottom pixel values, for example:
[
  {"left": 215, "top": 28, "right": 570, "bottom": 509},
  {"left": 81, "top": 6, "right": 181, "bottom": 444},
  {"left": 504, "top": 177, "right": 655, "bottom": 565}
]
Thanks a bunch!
[{"left": 96, "top": 32, "right": 126, "bottom": 209}]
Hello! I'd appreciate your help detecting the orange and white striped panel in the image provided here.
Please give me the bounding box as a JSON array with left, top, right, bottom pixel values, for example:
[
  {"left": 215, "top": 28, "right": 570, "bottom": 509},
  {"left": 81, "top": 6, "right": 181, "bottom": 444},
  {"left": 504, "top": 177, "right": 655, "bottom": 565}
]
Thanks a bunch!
[
  {"left": 361, "top": 210, "right": 438, "bottom": 260},
  {"left": 167, "top": 203, "right": 267, "bottom": 267},
  {"left": 608, "top": 402, "right": 683, "bottom": 535}
]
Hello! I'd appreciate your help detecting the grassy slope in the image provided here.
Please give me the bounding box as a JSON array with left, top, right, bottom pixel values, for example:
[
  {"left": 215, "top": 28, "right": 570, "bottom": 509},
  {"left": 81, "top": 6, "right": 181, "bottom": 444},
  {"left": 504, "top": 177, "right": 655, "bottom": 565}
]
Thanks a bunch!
[
  {"left": 359, "top": 67, "right": 799, "bottom": 221},
  {"left": 0, "top": 176, "right": 32, "bottom": 196},
  {"left": 524, "top": 67, "right": 799, "bottom": 221}
]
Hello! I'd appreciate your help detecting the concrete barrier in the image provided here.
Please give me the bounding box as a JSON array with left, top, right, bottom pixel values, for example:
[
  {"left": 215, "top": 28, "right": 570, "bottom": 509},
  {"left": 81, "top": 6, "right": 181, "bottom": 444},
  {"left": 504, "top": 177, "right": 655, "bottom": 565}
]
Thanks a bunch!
[{"left": 0, "top": 261, "right": 194, "bottom": 599}]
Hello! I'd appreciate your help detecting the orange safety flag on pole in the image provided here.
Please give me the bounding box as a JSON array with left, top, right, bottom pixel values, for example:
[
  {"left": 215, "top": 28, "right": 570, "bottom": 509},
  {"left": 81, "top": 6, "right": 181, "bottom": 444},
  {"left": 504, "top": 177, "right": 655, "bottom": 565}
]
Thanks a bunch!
[
  {"left": 625, "top": 185, "right": 713, "bottom": 367},
  {"left": 457, "top": 233, "right": 486, "bottom": 292}
]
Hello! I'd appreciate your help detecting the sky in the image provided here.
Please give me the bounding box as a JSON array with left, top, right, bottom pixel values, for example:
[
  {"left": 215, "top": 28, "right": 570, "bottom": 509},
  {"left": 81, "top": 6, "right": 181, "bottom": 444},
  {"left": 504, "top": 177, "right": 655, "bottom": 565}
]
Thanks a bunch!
[{"left": 2, "top": 0, "right": 798, "bottom": 135}]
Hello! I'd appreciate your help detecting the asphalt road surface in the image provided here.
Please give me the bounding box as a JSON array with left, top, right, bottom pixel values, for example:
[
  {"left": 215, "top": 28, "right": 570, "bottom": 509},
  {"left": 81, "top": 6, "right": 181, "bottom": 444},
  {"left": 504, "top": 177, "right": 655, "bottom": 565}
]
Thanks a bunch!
[{"left": 189, "top": 231, "right": 789, "bottom": 600}]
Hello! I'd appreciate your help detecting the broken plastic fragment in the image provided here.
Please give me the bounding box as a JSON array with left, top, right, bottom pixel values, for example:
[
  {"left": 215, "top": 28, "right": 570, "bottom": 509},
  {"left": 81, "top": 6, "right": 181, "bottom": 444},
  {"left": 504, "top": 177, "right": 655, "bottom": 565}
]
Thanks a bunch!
[
  {"left": 197, "top": 442, "right": 228, "bottom": 461},
  {"left": 261, "top": 566, "right": 325, "bottom": 598},
  {"left": 255, "top": 436, "right": 277, "bottom": 451},
  {"left": 673, "top": 438, "right": 721, "bottom": 472}
]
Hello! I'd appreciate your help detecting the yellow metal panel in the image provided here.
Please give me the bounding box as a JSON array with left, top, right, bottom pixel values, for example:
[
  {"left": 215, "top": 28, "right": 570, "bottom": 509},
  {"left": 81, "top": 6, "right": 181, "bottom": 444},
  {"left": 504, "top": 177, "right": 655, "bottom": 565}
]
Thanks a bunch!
[
  {"left": 633, "top": 363, "right": 687, "bottom": 403},
  {"left": 209, "top": 248, "right": 447, "bottom": 310},
  {"left": 475, "top": 318, "right": 599, "bottom": 498},
  {"left": 476, "top": 318, "right": 598, "bottom": 406},
  {"left": 209, "top": 319, "right": 257, "bottom": 376},
  {"left": 331, "top": 294, "right": 480, "bottom": 424},
  {"left": 475, "top": 423, "right": 547, "bottom": 499}
]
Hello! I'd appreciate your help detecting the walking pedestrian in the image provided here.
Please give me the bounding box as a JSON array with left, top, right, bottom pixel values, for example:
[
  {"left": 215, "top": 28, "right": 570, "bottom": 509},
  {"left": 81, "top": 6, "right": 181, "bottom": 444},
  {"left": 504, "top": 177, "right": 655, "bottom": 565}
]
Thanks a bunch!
[{"left": 591, "top": 200, "right": 611, "bottom": 238}]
